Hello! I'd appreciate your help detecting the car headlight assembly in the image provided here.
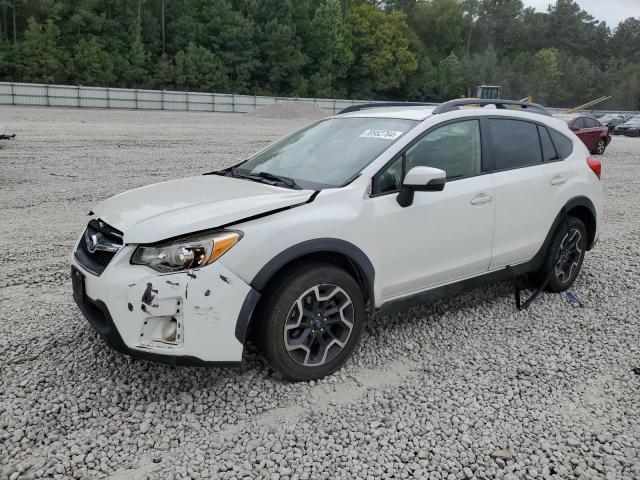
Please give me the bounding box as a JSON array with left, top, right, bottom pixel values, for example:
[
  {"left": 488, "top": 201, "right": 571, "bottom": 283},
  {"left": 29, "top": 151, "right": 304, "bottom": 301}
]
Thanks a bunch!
[{"left": 131, "top": 230, "right": 242, "bottom": 273}]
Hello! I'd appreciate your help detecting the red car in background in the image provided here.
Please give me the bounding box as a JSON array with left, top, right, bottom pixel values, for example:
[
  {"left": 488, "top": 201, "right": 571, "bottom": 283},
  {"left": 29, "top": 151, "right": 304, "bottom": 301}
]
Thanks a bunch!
[{"left": 557, "top": 115, "right": 611, "bottom": 155}]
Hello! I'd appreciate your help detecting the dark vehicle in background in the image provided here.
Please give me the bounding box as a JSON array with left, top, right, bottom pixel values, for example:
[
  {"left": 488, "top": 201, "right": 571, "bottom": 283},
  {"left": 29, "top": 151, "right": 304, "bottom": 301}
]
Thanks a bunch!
[
  {"left": 613, "top": 116, "right": 640, "bottom": 137},
  {"left": 598, "top": 114, "right": 631, "bottom": 133},
  {"left": 557, "top": 115, "right": 611, "bottom": 155}
]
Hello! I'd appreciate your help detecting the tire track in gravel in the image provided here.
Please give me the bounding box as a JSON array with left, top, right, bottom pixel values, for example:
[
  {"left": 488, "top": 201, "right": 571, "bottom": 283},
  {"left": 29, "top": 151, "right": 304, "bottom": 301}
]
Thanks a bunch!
[{"left": 241, "top": 358, "right": 417, "bottom": 436}]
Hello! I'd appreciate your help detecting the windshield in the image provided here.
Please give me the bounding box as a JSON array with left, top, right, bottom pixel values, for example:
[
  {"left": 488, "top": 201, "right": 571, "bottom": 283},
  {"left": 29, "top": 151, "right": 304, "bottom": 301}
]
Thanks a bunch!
[
  {"left": 624, "top": 117, "right": 640, "bottom": 125},
  {"left": 237, "top": 117, "right": 418, "bottom": 189}
]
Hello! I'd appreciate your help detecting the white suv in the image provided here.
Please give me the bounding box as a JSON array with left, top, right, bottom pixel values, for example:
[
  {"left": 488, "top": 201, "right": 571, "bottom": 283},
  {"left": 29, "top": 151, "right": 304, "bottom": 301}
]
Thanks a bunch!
[{"left": 71, "top": 99, "right": 603, "bottom": 381}]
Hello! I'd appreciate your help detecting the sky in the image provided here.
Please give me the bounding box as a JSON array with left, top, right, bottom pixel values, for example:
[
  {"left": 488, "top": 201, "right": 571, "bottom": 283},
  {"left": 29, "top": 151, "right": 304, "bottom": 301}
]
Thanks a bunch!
[{"left": 522, "top": 0, "right": 639, "bottom": 27}]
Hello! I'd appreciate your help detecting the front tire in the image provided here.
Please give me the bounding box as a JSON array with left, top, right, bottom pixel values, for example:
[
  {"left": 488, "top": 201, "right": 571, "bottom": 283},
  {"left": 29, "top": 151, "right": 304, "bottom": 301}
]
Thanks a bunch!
[
  {"left": 256, "top": 263, "right": 365, "bottom": 381},
  {"left": 541, "top": 217, "right": 587, "bottom": 293}
]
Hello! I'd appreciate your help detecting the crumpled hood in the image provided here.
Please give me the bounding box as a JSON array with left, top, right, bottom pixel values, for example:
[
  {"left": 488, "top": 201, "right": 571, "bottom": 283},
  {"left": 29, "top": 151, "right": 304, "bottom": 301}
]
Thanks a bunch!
[{"left": 92, "top": 175, "right": 314, "bottom": 244}]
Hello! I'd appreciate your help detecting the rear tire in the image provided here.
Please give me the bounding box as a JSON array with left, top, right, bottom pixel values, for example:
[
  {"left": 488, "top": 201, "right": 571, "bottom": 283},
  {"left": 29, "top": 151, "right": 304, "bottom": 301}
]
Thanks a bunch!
[
  {"left": 540, "top": 217, "right": 587, "bottom": 293},
  {"left": 592, "top": 138, "right": 606, "bottom": 155},
  {"left": 255, "top": 263, "right": 365, "bottom": 381}
]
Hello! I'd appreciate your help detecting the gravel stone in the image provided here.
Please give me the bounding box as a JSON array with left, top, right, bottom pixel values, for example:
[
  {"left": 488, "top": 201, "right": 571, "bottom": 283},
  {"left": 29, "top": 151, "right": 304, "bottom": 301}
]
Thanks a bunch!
[{"left": 0, "top": 106, "right": 639, "bottom": 480}]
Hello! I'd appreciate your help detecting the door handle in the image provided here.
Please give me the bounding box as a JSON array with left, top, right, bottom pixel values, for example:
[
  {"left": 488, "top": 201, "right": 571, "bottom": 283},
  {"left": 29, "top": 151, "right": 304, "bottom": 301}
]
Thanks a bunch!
[
  {"left": 470, "top": 194, "right": 493, "bottom": 205},
  {"left": 550, "top": 176, "right": 567, "bottom": 186}
]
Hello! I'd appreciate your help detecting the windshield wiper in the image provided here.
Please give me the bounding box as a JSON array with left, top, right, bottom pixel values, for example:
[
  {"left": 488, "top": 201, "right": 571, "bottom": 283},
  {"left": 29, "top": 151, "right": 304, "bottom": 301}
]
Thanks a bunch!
[
  {"left": 208, "top": 166, "right": 240, "bottom": 177},
  {"left": 221, "top": 167, "right": 301, "bottom": 189},
  {"left": 253, "top": 172, "right": 301, "bottom": 189}
]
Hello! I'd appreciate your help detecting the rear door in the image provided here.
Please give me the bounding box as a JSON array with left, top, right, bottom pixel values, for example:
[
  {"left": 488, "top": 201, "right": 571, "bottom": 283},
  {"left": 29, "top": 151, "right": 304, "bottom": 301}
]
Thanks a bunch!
[
  {"left": 488, "top": 118, "right": 574, "bottom": 269},
  {"left": 571, "top": 117, "right": 595, "bottom": 150},
  {"left": 584, "top": 117, "right": 606, "bottom": 145}
]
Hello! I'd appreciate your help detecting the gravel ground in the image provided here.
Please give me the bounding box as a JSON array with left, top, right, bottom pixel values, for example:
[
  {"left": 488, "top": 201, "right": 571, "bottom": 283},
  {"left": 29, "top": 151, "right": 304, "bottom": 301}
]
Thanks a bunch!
[{"left": 0, "top": 106, "right": 639, "bottom": 480}]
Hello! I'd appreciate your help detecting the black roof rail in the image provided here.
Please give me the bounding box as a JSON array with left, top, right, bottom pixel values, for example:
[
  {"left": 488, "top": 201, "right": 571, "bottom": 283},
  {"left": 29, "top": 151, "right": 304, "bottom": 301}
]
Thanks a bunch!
[
  {"left": 338, "top": 102, "right": 436, "bottom": 114},
  {"left": 432, "top": 99, "right": 551, "bottom": 116}
]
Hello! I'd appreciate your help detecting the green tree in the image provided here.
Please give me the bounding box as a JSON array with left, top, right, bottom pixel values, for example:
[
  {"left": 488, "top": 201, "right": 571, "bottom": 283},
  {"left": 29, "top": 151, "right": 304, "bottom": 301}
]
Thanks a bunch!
[
  {"left": 201, "top": 0, "right": 258, "bottom": 92},
  {"left": 72, "top": 36, "right": 115, "bottom": 86},
  {"left": 545, "top": 0, "right": 609, "bottom": 63},
  {"left": 261, "top": 20, "right": 308, "bottom": 95},
  {"left": 610, "top": 18, "right": 640, "bottom": 63},
  {"left": 18, "top": 17, "right": 67, "bottom": 83},
  {"left": 175, "top": 41, "right": 228, "bottom": 92},
  {"left": 123, "top": 23, "right": 150, "bottom": 87},
  {"left": 531, "top": 47, "right": 561, "bottom": 105},
  {"left": 473, "top": 0, "right": 525, "bottom": 55},
  {"left": 433, "top": 52, "right": 465, "bottom": 99},
  {"left": 153, "top": 52, "right": 175, "bottom": 89},
  {"left": 0, "top": 0, "right": 639, "bottom": 108},
  {"left": 413, "top": 0, "right": 465, "bottom": 60},
  {"left": 307, "top": 0, "right": 354, "bottom": 97},
  {"left": 346, "top": 3, "right": 417, "bottom": 98}
]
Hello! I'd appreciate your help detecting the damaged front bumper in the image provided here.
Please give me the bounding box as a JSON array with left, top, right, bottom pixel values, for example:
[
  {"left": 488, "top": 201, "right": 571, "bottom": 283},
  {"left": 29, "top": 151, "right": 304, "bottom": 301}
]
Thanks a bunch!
[{"left": 71, "top": 243, "right": 260, "bottom": 366}]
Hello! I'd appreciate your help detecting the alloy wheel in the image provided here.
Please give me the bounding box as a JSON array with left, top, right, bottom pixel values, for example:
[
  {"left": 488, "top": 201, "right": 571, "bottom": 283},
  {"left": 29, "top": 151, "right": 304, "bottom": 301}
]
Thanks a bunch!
[
  {"left": 283, "top": 284, "right": 354, "bottom": 367},
  {"left": 554, "top": 228, "right": 583, "bottom": 284},
  {"left": 596, "top": 140, "right": 606, "bottom": 154}
]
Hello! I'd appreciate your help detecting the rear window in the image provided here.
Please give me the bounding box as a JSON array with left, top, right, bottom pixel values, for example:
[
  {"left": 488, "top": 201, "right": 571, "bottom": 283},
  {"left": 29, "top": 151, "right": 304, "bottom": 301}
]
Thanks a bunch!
[
  {"left": 548, "top": 128, "right": 574, "bottom": 159},
  {"left": 489, "top": 119, "right": 542, "bottom": 170}
]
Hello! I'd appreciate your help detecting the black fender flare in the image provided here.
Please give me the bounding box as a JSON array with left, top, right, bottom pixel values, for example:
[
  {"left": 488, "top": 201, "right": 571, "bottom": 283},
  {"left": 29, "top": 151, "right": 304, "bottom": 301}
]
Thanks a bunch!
[
  {"left": 234, "top": 238, "right": 376, "bottom": 343},
  {"left": 528, "top": 195, "right": 597, "bottom": 273},
  {"left": 251, "top": 238, "right": 375, "bottom": 295},
  {"left": 558, "top": 195, "right": 597, "bottom": 250}
]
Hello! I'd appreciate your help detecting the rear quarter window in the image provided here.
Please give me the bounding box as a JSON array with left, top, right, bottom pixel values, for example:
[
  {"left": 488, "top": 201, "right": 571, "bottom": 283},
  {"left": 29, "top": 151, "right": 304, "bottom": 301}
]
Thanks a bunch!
[
  {"left": 538, "top": 125, "right": 558, "bottom": 162},
  {"left": 489, "top": 119, "right": 542, "bottom": 170},
  {"left": 548, "top": 128, "right": 574, "bottom": 159}
]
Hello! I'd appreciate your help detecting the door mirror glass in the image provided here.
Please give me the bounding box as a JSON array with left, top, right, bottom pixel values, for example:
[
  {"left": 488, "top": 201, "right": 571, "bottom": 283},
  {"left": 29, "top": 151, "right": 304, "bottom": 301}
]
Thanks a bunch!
[{"left": 397, "top": 166, "right": 446, "bottom": 207}]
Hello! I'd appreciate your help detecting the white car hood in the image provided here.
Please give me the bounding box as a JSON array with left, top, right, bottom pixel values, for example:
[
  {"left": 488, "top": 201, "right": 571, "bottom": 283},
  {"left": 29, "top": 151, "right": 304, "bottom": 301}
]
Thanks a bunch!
[{"left": 93, "top": 175, "right": 314, "bottom": 244}]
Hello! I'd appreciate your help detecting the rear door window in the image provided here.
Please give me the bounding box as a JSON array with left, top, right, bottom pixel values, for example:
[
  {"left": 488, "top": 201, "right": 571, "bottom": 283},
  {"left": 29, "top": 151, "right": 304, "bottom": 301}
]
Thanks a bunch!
[
  {"left": 573, "top": 117, "right": 587, "bottom": 129},
  {"left": 489, "top": 119, "right": 542, "bottom": 170},
  {"left": 584, "top": 118, "right": 601, "bottom": 128}
]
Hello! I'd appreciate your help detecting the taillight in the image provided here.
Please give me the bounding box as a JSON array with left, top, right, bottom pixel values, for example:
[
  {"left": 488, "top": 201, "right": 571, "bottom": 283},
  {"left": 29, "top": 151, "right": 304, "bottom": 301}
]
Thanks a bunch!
[{"left": 587, "top": 157, "right": 601, "bottom": 179}]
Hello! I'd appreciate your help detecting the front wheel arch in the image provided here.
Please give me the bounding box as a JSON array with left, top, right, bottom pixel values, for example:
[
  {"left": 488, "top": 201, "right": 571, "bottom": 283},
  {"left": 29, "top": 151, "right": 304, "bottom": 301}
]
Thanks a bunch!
[
  {"left": 243, "top": 240, "right": 375, "bottom": 343},
  {"left": 250, "top": 239, "right": 375, "bottom": 305}
]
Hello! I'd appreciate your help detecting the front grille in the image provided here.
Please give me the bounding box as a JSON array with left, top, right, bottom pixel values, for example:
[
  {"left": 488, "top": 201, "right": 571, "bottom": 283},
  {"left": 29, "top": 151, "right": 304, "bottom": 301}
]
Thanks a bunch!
[{"left": 74, "top": 219, "right": 124, "bottom": 275}]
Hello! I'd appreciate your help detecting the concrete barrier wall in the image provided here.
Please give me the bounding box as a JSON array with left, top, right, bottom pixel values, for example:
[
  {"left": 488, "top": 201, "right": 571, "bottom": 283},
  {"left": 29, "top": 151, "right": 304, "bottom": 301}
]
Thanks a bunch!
[
  {"left": 0, "top": 82, "right": 421, "bottom": 115},
  {"left": 2, "top": 82, "right": 636, "bottom": 116}
]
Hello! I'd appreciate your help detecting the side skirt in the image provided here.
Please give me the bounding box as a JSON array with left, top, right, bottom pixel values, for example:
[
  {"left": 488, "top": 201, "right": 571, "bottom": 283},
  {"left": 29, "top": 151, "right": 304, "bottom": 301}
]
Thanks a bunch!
[{"left": 374, "top": 263, "right": 532, "bottom": 319}]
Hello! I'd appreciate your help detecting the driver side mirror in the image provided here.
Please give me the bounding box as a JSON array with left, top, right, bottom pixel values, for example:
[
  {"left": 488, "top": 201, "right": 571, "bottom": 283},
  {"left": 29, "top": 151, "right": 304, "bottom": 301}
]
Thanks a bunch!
[
  {"left": 569, "top": 124, "right": 580, "bottom": 132},
  {"left": 397, "top": 166, "right": 446, "bottom": 207}
]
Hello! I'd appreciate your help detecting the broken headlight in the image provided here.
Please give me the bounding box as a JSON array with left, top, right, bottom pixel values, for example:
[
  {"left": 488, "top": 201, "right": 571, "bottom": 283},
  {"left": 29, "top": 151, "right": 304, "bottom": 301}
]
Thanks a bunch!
[{"left": 131, "top": 230, "right": 242, "bottom": 273}]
